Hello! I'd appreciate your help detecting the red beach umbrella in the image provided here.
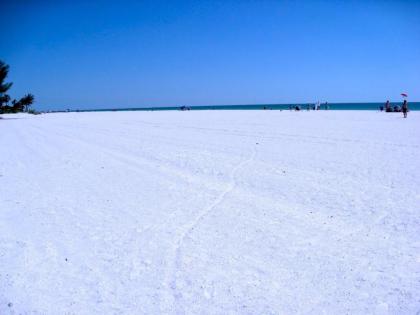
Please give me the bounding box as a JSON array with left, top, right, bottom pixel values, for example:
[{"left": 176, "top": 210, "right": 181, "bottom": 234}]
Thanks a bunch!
[{"left": 401, "top": 93, "right": 408, "bottom": 98}]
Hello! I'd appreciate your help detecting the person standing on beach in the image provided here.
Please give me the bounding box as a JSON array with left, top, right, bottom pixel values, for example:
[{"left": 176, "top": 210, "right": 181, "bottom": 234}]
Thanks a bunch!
[
  {"left": 402, "top": 100, "right": 408, "bottom": 118},
  {"left": 385, "top": 100, "right": 390, "bottom": 112}
]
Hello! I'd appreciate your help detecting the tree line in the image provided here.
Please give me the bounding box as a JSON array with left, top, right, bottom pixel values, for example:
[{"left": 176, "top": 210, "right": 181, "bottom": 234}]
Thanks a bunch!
[{"left": 0, "top": 60, "right": 34, "bottom": 114}]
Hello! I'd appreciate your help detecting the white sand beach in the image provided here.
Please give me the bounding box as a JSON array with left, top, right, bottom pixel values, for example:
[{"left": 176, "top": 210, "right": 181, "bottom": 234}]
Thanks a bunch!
[{"left": 0, "top": 110, "right": 419, "bottom": 314}]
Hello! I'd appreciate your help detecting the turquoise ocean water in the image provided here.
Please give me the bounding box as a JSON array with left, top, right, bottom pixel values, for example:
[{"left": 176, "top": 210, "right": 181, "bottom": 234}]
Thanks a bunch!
[{"left": 73, "top": 102, "right": 419, "bottom": 112}]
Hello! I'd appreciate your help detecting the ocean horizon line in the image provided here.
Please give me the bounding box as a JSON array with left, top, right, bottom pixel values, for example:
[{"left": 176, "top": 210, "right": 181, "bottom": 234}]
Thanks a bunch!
[{"left": 45, "top": 102, "right": 420, "bottom": 113}]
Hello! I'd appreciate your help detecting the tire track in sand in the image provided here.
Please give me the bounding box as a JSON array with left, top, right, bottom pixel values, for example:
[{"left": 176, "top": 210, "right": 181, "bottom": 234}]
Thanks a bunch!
[{"left": 161, "top": 144, "right": 257, "bottom": 314}]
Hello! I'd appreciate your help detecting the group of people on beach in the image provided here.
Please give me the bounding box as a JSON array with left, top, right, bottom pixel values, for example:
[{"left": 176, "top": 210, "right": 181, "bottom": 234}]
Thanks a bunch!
[
  {"left": 289, "top": 102, "right": 329, "bottom": 111},
  {"left": 179, "top": 105, "right": 191, "bottom": 111},
  {"left": 380, "top": 100, "right": 409, "bottom": 118}
]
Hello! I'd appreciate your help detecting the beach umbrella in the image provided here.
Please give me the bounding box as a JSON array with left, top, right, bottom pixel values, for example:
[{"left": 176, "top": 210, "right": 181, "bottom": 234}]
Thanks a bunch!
[{"left": 401, "top": 93, "right": 408, "bottom": 98}]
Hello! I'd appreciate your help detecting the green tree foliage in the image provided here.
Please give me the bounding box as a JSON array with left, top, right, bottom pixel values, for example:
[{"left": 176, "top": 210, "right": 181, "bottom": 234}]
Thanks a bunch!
[
  {"left": 0, "top": 60, "right": 13, "bottom": 94},
  {"left": 19, "top": 94, "right": 35, "bottom": 111},
  {"left": 0, "top": 60, "right": 35, "bottom": 114}
]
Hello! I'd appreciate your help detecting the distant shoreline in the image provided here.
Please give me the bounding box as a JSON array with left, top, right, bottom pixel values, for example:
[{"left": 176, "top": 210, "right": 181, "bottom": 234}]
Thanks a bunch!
[{"left": 44, "top": 102, "right": 420, "bottom": 113}]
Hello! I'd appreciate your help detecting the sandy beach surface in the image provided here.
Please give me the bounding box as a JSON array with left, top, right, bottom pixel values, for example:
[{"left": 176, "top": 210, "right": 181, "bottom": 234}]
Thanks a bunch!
[{"left": 0, "top": 110, "right": 419, "bottom": 314}]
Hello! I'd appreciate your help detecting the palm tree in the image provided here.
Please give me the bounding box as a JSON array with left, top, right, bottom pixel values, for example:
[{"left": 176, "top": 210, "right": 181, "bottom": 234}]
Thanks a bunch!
[
  {"left": 0, "top": 61, "right": 35, "bottom": 113},
  {"left": 1, "top": 61, "right": 12, "bottom": 113},
  {"left": 1, "top": 60, "right": 13, "bottom": 113},
  {"left": 11, "top": 99, "right": 23, "bottom": 112},
  {"left": 18, "top": 94, "right": 35, "bottom": 112},
  {"left": 0, "top": 94, "right": 10, "bottom": 104},
  {"left": 0, "top": 61, "right": 13, "bottom": 95}
]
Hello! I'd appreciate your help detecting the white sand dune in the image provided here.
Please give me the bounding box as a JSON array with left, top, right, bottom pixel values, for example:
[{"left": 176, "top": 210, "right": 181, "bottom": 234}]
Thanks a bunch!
[{"left": 0, "top": 110, "right": 419, "bottom": 314}]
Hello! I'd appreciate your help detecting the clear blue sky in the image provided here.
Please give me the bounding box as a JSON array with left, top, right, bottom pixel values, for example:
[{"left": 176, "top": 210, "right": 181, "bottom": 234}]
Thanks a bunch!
[{"left": 2, "top": 0, "right": 419, "bottom": 110}]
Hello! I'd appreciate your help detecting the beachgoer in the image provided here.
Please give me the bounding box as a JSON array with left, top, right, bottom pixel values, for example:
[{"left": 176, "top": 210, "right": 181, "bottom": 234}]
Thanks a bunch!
[
  {"left": 379, "top": 105, "right": 384, "bottom": 111},
  {"left": 385, "top": 100, "right": 391, "bottom": 112},
  {"left": 402, "top": 100, "right": 408, "bottom": 118}
]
